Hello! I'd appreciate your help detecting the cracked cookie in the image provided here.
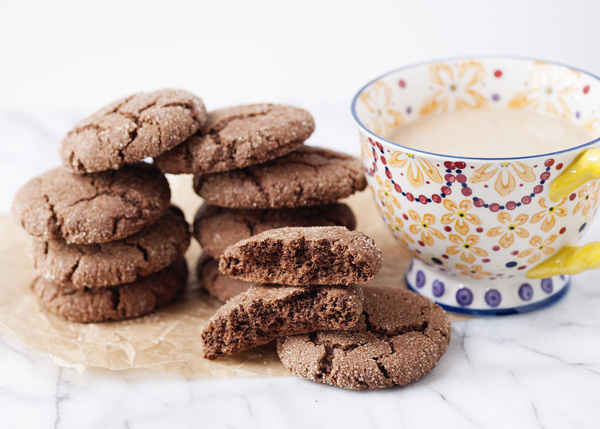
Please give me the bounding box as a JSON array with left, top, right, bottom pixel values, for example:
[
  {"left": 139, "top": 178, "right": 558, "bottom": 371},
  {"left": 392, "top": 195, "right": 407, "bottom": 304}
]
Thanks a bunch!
[
  {"left": 201, "top": 284, "right": 364, "bottom": 359},
  {"left": 12, "top": 162, "right": 170, "bottom": 244},
  {"left": 193, "top": 202, "right": 356, "bottom": 259},
  {"left": 219, "top": 226, "right": 382, "bottom": 286},
  {"left": 31, "top": 258, "right": 188, "bottom": 323},
  {"left": 197, "top": 254, "right": 253, "bottom": 302},
  {"left": 277, "top": 286, "right": 451, "bottom": 390},
  {"left": 60, "top": 89, "right": 207, "bottom": 173},
  {"left": 193, "top": 146, "right": 367, "bottom": 209},
  {"left": 154, "top": 104, "right": 314, "bottom": 175},
  {"left": 29, "top": 206, "right": 190, "bottom": 288}
]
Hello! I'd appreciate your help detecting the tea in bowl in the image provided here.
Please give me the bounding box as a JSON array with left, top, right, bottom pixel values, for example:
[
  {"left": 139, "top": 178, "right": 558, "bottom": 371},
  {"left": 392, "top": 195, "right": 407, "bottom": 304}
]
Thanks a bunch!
[{"left": 352, "top": 57, "right": 600, "bottom": 315}]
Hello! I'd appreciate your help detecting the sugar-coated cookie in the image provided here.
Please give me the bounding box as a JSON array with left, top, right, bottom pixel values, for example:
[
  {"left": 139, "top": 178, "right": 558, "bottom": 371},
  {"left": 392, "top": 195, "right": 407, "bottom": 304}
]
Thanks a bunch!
[
  {"left": 30, "top": 206, "right": 190, "bottom": 288},
  {"left": 31, "top": 258, "right": 188, "bottom": 323},
  {"left": 12, "top": 163, "right": 170, "bottom": 244},
  {"left": 277, "top": 286, "right": 451, "bottom": 390},
  {"left": 193, "top": 146, "right": 367, "bottom": 209},
  {"left": 60, "top": 89, "right": 206, "bottom": 173},
  {"left": 154, "top": 104, "right": 314, "bottom": 175}
]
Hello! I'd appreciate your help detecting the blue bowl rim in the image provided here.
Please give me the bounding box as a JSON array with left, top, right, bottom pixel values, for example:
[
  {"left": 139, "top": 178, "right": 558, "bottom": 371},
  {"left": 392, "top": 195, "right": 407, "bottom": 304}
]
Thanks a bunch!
[{"left": 350, "top": 55, "right": 600, "bottom": 161}]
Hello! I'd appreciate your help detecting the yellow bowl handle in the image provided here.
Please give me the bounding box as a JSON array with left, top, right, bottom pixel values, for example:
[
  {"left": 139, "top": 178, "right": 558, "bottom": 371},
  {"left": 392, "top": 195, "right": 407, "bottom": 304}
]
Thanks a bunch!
[
  {"left": 528, "top": 149, "right": 600, "bottom": 278},
  {"left": 549, "top": 148, "right": 600, "bottom": 202},
  {"left": 527, "top": 242, "right": 600, "bottom": 278}
]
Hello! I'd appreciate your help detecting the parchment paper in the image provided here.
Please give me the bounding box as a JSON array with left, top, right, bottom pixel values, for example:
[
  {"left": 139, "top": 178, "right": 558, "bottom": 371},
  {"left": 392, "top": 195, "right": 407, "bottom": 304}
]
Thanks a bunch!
[{"left": 0, "top": 175, "right": 462, "bottom": 377}]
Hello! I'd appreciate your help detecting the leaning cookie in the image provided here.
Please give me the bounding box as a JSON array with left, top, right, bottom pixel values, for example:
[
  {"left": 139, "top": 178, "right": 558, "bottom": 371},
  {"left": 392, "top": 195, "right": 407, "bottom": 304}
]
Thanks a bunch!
[
  {"left": 29, "top": 206, "right": 190, "bottom": 288},
  {"left": 12, "top": 162, "right": 170, "bottom": 244},
  {"left": 277, "top": 286, "right": 451, "bottom": 390},
  {"left": 197, "top": 254, "right": 253, "bottom": 302},
  {"left": 201, "top": 284, "right": 364, "bottom": 359},
  {"left": 193, "top": 146, "right": 367, "bottom": 209},
  {"left": 193, "top": 202, "right": 356, "bottom": 259},
  {"left": 219, "top": 226, "right": 382, "bottom": 286},
  {"left": 60, "top": 89, "right": 206, "bottom": 173},
  {"left": 31, "top": 258, "right": 188, "bottom": 323},
  {"left": 154, "top": 104, "right": 314, "bottom": 175}
]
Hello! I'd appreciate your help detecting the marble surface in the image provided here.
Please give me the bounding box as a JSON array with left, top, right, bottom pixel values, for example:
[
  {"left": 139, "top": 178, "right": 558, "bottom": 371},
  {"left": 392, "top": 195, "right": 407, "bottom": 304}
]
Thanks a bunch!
[{"left": 2, "top": 108, "right": 600, "bottom": 429}]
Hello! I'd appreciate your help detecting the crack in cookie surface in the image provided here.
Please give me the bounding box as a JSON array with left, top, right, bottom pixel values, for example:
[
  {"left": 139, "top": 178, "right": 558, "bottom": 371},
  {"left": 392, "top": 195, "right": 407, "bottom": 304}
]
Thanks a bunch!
[
  {"left": 60, "top": 89, "right": 206, "bottom": 173},
  {"left": 277, "top": 286, "right": 451, "bottom": 390}
]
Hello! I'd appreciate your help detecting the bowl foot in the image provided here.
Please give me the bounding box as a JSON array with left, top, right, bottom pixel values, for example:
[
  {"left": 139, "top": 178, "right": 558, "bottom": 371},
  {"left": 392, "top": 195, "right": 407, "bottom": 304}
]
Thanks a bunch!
[{"left": 405, "top": 258, "right": 570, "bottom": 316}]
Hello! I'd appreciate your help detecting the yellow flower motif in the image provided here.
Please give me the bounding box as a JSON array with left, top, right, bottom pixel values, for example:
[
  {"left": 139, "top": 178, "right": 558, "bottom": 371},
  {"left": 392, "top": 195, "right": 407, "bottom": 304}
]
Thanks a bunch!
[
  {"left": 387, "top": 216, "right": 415, "bottom": 247},
  {"left": 441, "top": 199, "right": 482, "bottom": 235},
  {"left": 419, "top": 61, "right": 488, "bottom": 116},
  {"left": 358, "top": 80, "right": 404, "bottom": 136},
  {"left": 531, "top": 197, "right": 567, "bottom": 232},
  {"left": 407, "top": 210, "right": 446, "bottom": 246},
  {"left": 456, "top": 263, "right": 492, "bottom": 280},
  {"left": 519, "top": 235, "right": 557, "bottom": 265},
  {"left": 388, "top": 151, "right": 443, "bottom": 188},
  {"left": 486, "top": 212, "right": 529, "bottom": 248},
  {"left": 446, "top": 234, "right": 488, "bottom": 264},
  {"left": 573, "top": 181, "right": 600, "bottom": 216},
  {"left": 470, "top": 161, "right": 536, "bottom": 197},
  {"left": 508, "top": 62, "right": 580, "bottom": 119},
  {"left": 376, "top": 175, "right": 401, "bottom": 216}
]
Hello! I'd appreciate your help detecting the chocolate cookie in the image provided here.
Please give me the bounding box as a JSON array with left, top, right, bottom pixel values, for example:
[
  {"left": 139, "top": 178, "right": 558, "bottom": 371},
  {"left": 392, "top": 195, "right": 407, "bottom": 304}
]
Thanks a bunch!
[
  {"left": 154, "top": 104, "right": 314, "bottom": 175},
  {"left": 219, "top": 226, "right": 382, "bottom": 286},
  {"left": 12, "top": 162, "right": 170, "bottom": 244},
  {"left": 60, "top": 89, "right": 206, "bottom": 173},
  {"left": 197, "top": 254, "right": 253, "bottom": 302},
  {"left": 30, "top": 206, "right": 190, "bottom": 288},
  {"left": 194, "top": 202, "right": 356, "bottom": 259},
  {"left": 31, "top": 258, "right": 188, "bottom": 323},
  {"left": 201, "top": 284, "right": 364, "bottom": 359},
  {"left": 277, "top": 286, "right": 451, "bottom": 390},
  {"left": 193, "top": 146, "right": 367, "bottom": 209}
]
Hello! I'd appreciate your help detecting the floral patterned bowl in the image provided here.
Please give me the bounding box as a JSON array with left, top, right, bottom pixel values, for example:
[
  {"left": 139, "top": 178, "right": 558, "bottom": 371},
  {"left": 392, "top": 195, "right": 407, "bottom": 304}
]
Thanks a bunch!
[{"left": 352, "top": 57, "right": 600, "bottom": 316}]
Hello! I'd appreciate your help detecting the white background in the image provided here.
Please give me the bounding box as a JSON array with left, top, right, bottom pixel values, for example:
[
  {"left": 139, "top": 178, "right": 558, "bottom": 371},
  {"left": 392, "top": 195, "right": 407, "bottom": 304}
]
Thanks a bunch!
[
  {"left": 2, "top": 1, "right": 600, "bottom": 428},
  {"left": 2, "top": 0, "right": 600, "bottom": 111}
]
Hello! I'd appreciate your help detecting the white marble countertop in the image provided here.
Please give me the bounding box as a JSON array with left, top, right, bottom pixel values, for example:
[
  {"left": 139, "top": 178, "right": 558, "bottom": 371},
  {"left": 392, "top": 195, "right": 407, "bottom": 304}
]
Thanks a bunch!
[{"left": 2, "top": 106, "right": 600, "bottom": 429}]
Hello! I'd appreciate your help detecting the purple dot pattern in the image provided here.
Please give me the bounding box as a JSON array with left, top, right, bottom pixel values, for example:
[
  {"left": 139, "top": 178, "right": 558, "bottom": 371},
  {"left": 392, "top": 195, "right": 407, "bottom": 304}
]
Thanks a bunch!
[
  {"left": 405, "top": 260, "right": 569, "bottom": 312},
  {"left": 541, "top": 278, "right": 553, "bottom": 293},
  {"left": 432, "top": 279, "right": 445, "bottom": 297},
  {"left": 519, "top": 283, "right": 534, "bottom": 301},
  {"left": 485, "top": 289, "right": 502, "bottom": 307},
  {"left": 456, "top": 288, "right": 474, "bottom": 306},
  {"left": 416, "top": 270, "right": 426, "bottom": 288}
]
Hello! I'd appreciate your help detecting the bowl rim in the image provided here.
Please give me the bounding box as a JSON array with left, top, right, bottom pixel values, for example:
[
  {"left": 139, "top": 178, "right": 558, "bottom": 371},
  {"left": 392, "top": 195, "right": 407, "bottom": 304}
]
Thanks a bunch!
[{"left": 350, "top": 55, "right": 600, "bottom": 161}]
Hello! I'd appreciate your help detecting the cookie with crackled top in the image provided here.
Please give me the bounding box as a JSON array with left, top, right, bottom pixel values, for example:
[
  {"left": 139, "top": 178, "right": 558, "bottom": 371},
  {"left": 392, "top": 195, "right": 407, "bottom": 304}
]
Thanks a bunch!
[
  {"left": 277, "top": 286, "right": 451, "bottom": 390},
  {"left": 60, "top": 89, "right": 206, "bottom": 173},
  {"left": 154, "top": 104, "right": 314, "bottom": 175},
  {"left": 219, "top": 226, "right": 382, "bottom": 286},
  {"left": 12, "top": 162, "right": 170, "bottom": 244},
  {"left": 29, "top": 206, "right": 190, "bottom": 288},
  {"left": 31, "top": 258, "right": 188, "bottom": 323},
  {"left": 193, "top": 146, "right": 367, "bottom": 209}
]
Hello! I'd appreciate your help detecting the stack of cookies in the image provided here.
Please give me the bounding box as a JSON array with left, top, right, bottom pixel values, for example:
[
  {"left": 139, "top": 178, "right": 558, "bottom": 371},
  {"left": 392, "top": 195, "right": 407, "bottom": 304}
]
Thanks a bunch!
[
  {"left": 12, "top": 89, "right": 206, "bottom": 322},
  {"left": 201, "top": 226, "right": 451, "bottom": 391},
  {"left": 153, "top": 103, "right": 368, "bottom": 301}
]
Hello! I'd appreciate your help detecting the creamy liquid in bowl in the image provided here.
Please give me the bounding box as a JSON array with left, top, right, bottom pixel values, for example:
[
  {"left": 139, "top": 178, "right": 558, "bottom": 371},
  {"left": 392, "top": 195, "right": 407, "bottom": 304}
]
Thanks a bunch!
[{"left": 386, "top": 108, "right": 596, "bottom": 158}]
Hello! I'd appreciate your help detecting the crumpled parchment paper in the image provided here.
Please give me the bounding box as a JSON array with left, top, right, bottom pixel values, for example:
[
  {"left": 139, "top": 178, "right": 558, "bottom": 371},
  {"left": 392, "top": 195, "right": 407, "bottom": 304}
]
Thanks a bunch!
[{"left": 0, "top": 175, "right": 449, "bottom": 377}]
